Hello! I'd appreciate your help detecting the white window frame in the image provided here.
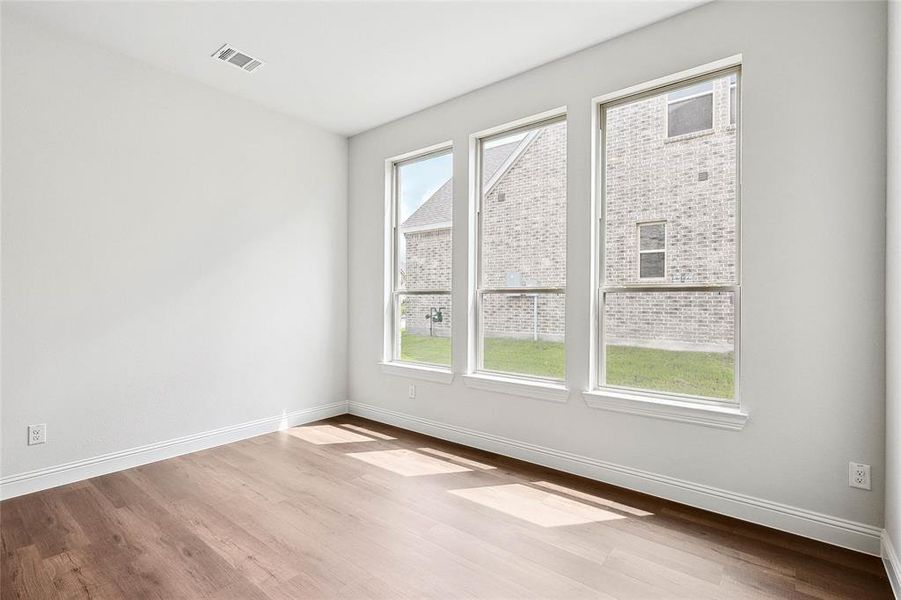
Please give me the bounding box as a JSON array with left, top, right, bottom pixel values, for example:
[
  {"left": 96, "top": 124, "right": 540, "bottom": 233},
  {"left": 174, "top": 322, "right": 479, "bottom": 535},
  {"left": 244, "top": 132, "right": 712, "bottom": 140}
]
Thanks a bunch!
[
  {"left": 665, "top": 81, "right": 714, "bottom": 139},
  {"left": 585, "top": 56, "right": 747, "bottom": 429},
  {"left": 729, "top": 74, "right": 738, "bottom": 126},
  {"left": 637, "top": 221, "right": 667, "bottom": 280},
  {"left": 381, "top": 141, "right": 454, "bottom": 383},
  {"left": 464, "top": 108, "right": 569, "bottom": 399}
]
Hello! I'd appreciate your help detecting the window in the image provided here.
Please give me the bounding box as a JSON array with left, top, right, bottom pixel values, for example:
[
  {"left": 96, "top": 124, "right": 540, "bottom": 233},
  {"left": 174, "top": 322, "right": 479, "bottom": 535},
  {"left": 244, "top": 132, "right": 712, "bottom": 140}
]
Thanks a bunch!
[
  {"left": 472, "top": 115, "right": 567, "bottom": 382},
  {"left": 666, "top": 80, "right": 713, "bottom": 137},
  {"left": 598, "top": 69, "right": 740, "bottom": 404},
  {"left": 638, "top": 222, "right": 666, "bottom": 279},
  {"left": 386, "top": 145, "right": 453, "bottom": 368}
]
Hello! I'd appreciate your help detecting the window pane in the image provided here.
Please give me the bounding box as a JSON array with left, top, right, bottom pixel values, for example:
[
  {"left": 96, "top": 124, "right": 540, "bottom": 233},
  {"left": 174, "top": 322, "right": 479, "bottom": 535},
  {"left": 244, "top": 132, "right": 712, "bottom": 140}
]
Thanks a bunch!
[
  {"left": 397, "top": 152, "right": 453, "bottom": 290},
  {"left": 397, "top": 294, "right": 451, "bottom": 366},
  {"left": 639, "top": 252, "right": 665, "bottom": 278},
  {"left": 639, "top": 223, "right": 665, "bottom": 250},
  {"left": 480, "top": 120, "right": 566, "bottom": 289},
  {"left": 667, "top": 94, "right": 713, "bottom": 137},
  {"left": 604, "top": 291, "right": 735, "bottom": 400},
  {"left": 605, "top": 73, "right": 737, "bottom": 286},
  {"left": 481, "top": 292, "right": 564, "bottom": 380},
  {"left": 667, "top": 80, "right": 713, "bottom": 102}
]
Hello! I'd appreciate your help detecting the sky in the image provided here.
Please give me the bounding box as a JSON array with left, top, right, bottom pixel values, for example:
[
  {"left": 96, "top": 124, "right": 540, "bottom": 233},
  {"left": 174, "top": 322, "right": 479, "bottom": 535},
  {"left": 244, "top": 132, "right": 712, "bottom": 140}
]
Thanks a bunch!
[{"left": 398, "top": 152, "right": 452, "bottom": 222}]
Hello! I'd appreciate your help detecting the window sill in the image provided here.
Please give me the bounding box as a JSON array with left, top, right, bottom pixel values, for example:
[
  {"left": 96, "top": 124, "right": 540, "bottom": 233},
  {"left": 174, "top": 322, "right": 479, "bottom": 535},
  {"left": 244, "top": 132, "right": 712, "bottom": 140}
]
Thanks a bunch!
[
  {"left": 463, "top": 373, "right": 569, "bottom": 403},
  {"left": 582, "top": 389, "right": 748, "bottom": 430},
  {"left": 380, "top": 362, "right": 454, "bottom": 384}
]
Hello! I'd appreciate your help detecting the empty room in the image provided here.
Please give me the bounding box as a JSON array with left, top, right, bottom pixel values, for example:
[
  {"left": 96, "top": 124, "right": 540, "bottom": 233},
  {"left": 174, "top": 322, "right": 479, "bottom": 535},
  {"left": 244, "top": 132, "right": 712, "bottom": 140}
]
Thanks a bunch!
[{"left": 1, "top": 0, "right": 899, "bottom": 598}]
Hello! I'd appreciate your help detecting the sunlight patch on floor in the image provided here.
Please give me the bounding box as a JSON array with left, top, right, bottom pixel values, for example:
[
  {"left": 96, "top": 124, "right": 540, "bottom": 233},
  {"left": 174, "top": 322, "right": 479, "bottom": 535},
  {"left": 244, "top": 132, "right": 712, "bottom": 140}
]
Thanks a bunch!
[
  {"left": 449, "top": 483, "right": 628, "bottom": 527},
  {"left": 532, "top": 481, "right": 653, "bottom": 517},
  {"left": 286, "top": 425, "right": 375, "bottom": 445},
  {"left": 347, "top": 449, "right": 472, "bottom": 476},
  {"left": 418, "top": 448, "right": 496, "bottom": 470},
  {"left": 338, "top": 423, "right": 396, "bottom": 440}
]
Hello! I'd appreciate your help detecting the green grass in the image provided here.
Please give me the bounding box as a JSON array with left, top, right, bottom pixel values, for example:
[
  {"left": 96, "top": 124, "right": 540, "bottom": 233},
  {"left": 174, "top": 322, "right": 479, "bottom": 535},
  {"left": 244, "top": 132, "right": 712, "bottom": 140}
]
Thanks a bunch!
[
  {"left": 400, "top": 331, "right": 452, "bottom": 366},
  {"left": 605, "top": 344, "right": 734, "bottom": 399},
  {"left": 400, "top": 332, "right": 733, "bottom": 399},
  {"left": 400, "top": 331, "right": 563, "bottom": 377},
  {"left": 483, "top": 337, "right": 565, "bottom": 380}
]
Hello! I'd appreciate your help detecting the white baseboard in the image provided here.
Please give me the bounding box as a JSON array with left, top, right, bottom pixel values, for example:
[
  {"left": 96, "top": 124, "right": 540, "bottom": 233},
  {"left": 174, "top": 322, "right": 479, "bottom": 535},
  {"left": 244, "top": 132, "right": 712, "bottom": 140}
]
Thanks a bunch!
[
  {"left": 0, "top": 400, "right": 348, "bottom": 500},
  {"left": 4, "top": 398, "right": 883, "bottom": 559},
  {"left": 349, "top": 401, "right": 883, "bottom": 556},
  {"left": 884, "top": 530, "right": 901, "bottom": 598}
]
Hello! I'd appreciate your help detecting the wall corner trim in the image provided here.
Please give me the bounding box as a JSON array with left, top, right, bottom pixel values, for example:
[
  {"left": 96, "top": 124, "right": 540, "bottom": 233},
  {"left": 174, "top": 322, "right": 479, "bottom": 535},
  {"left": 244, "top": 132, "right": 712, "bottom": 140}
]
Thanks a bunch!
[
  {"left": 0, "top": 401, "right": 349, "bottom": 500},
  {"left": 884, "top": 530, "right": 901, "bottom": 598},
  {"left": 349, "top": 401, "right": 882, "bottom": 555}
]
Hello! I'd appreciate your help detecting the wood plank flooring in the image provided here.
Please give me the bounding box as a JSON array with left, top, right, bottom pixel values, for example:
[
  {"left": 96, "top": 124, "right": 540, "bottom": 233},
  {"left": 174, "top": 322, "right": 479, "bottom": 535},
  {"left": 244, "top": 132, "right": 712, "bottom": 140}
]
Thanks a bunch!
[{"left": 1, "top": 415, "right": 893, "bottom": 599}]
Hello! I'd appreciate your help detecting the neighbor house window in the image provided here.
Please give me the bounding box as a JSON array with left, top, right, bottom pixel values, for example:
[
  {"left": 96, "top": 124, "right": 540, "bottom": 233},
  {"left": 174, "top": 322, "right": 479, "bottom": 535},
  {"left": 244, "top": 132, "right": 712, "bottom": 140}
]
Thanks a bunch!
[
  {"left": 666, "top": 80, "right": 713, "bottom": 137},
  {"left": 386, "top": 145, "right": 453, "bottom": 367},
  {"left": 638, "top": 222, "right": 666, "bottom": 279},
  {"left": 599, "top": 69, "right": 740, "bottom": 403},
  {"left": 472, "top": 115, "right": 567, "bottom": 381}
]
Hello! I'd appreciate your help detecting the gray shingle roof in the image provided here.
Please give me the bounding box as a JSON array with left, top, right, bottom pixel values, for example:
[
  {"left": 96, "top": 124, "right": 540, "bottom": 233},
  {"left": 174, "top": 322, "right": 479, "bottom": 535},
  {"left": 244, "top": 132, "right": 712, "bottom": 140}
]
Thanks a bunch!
[
  {"left": 481, "top": 139, "right": 522, "bottom": 187},
  {"left": 401, "top": 178, "right": 453, "bottom": 229},
  {"left": 401, "top": 139, "right": 522, "bottom": 230}
]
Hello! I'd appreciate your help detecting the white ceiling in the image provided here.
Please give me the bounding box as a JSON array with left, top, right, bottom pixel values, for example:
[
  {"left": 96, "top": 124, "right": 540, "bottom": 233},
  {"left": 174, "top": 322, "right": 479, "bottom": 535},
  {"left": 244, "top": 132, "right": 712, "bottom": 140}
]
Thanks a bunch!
[{"left": 7, "top": 1, "right": 705, "bottom": 136}]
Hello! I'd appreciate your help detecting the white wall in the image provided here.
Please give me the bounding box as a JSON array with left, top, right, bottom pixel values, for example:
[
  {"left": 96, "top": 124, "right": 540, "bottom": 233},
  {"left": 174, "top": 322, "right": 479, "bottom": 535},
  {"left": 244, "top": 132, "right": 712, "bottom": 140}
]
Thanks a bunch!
[
  {"left": 1, "top": 13, "right": 348, "bottom": 487},
  {"left": 348, "top": 1, "right": 888, "bottom": 553},
  {"left": 886, "top": 0, "right": 901, "bottom": 586}
]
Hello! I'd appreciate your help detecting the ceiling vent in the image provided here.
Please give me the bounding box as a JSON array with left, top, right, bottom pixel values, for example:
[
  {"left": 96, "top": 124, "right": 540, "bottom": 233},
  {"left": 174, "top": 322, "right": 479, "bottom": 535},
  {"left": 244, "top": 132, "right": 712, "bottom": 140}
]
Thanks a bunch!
[{"left": 211, "top": 44, "right": 264, "bottom": 73}]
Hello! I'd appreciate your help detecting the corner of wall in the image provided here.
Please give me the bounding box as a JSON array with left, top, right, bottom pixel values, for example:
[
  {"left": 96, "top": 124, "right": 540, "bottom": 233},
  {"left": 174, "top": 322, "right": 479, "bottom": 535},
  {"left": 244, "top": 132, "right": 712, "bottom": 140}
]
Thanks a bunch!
[{"left": 884, "top": 530, "right": 901, "bottom": 598}]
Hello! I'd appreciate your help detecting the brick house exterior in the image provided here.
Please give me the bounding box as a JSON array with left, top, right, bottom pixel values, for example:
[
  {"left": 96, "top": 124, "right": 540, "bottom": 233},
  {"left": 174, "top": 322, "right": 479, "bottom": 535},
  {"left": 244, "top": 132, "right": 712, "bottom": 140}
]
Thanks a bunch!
[
  {"left": 479, "top": 121, "right": 566, "bottom": 342},
  {"left": 401, "top": 75, "right": 735, "bottom": 351},
  {"left": 604, "top": 75, "right": 736, "bottom": 352},
  {"left": 401, "top": 124, "right": 567, "bottom": 341}
]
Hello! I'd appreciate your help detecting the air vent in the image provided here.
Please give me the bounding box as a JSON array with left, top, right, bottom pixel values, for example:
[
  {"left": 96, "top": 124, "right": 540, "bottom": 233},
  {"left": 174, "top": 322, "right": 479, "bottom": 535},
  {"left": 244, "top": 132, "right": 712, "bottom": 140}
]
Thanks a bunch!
[{"left": 211, "top": 44, "right": 264, "bottom": 73}]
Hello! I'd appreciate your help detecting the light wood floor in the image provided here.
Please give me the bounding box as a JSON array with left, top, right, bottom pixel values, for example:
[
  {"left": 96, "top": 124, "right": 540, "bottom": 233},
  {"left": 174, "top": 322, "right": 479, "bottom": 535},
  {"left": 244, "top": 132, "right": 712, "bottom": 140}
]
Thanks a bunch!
[{"left": 0, "top": 416, "right": 892, "bottom": 599}]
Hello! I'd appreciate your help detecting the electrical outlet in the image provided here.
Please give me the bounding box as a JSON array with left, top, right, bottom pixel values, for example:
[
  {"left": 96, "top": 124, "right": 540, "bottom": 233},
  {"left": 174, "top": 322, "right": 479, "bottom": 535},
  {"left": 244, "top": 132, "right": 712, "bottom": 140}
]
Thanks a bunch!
[
  {"left": 849, "top": 462, "right": 871, "bottom": 490},
  {"left": 28, "top": 424, "right": 46, "bottom": 446},
  {"left": 408, "top": 384, "right": 416, "bottom": 399}
]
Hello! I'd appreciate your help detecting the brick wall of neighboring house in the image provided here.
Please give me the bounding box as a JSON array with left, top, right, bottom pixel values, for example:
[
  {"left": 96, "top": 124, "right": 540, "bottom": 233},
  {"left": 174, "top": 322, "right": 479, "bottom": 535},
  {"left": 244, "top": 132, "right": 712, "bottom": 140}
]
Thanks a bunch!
[
  {"left": 403, "top": 228, "right": 452, "bottom": 337},
  {"left": 481, "top": 292, "right": 565, "bottom": 343},
  {"left": 404, "top": 228, "right": 452, "bottom": 290},
  {"left": 604, "top": 76, "right": 736, "bottom": 351},
  {"left": 402, "top": 293, "right": 452, "bottom": 339},
  {"left": 401, "top": 77, "right": 736, "bottom": 351},
  {"left": 480, "top": 121, "right": 567, "bottom": 341},
  {"left": 605, "top": 77, "right": 736, "bottom": 287},
  {"left": 604, "top": 291, "right": 734, "bottom": 352}
]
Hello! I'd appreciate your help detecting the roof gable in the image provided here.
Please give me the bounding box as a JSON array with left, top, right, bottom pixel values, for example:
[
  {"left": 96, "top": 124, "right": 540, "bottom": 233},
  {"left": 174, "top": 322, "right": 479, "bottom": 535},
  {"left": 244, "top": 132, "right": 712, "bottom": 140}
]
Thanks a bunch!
[{"left": 401, "top": 138, "right": 525, "bottom": 230}]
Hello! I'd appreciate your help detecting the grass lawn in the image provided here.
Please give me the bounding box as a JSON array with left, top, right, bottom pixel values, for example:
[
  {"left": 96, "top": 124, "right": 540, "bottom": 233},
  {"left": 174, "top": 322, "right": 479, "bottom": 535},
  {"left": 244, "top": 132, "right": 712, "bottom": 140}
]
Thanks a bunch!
[
  {"left": 400, "top": 331, "right": 562, "bottom": 377},
  {"left": 483, "top": 337, "right": 564, "bottom": 380},
  {"left": 400, "top": 331, "right": 452, "bottom": 366},
  {"left": 401, "top": 332, "right": 733, "bottom": 399},
  {"left": 605, "top": 344, "right": 734, "bottom": 400}
]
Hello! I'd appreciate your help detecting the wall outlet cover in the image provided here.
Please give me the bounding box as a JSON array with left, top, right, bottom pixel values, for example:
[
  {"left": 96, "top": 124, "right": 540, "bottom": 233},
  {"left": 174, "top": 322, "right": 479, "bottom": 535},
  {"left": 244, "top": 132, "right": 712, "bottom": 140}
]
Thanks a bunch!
[
  {"left": 848, "top": 462, "right": 871, "bottom": 490},
  {"left": 28, "top": 424, "right": 47, "bottom": 446}
]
